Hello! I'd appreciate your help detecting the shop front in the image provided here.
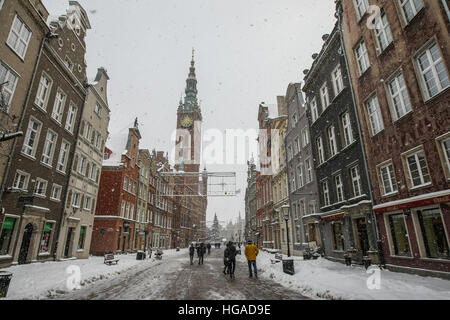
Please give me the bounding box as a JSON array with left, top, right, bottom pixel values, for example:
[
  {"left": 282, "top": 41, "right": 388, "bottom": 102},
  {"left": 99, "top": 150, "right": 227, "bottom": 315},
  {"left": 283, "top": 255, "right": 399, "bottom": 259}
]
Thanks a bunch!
[{"left": 375, "top": 191, "right": 450, "bottom": 277}]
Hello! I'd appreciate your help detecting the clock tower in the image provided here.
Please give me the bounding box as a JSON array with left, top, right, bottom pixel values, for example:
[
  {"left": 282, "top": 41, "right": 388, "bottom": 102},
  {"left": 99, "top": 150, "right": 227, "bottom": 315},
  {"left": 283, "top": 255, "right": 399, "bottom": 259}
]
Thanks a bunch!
[{"left": 175, "top": 49, "right": 203, "bottom": 174}]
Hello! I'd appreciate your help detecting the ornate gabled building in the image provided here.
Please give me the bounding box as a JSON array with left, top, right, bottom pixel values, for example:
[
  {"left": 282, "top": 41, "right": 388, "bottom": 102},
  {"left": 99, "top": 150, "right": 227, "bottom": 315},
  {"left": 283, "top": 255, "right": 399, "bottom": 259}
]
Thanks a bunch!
[{"left": 173, "top": 51, "right": 207, "bottom": 246}]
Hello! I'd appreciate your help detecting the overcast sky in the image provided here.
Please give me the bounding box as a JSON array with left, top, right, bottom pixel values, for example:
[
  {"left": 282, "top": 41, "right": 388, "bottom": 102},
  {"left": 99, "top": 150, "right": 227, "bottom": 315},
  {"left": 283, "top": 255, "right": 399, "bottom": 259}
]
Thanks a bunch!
[{"left": 42, "top": 0, "right": 336, "bottom": 227}]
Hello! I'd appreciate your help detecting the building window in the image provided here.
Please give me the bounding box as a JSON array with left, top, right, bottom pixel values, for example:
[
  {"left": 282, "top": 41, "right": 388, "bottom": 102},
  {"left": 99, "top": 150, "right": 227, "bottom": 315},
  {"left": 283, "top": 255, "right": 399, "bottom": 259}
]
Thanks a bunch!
[
  {"left": 35, "top": 73, "right": 52, "bottom": 111},
  {"left": 293, "top": 137, "right": 299, "bottom": 155},
  {"left": 6, "top": 15, "right": 32, "bottom": 59},
  {"left": 335, "top": 175, "right": 344, "bottom": 203},
  {"left": 416, "top": 41, "right": 450, "bottom": 100},
  {"left": 94, "top": 103, "right": 102, "bottom": 117},
  {"left": 366, "top": 95, "right": 384, "bottom": 136},
  {"left": 355, "top": 40, "right": 370, "bottom": 75},
  {"left": 34, "top": 178, "right": 47, "bottom": 197},
  {"left": 341, "top": 112, "right": 354, "bottom": 147},
  {"left": 0, "top": 217, "right": 17, "bottom": 256},
  {"left": 331, "top": 221, "right": 344, "bottom": 250},
  {"left": 57, "top": 140, "right": 70, "bottom": 173},
  {"left": 302, "top": 127, "right": 309, "bottom": 147},
  {"left": 332, "top": 65, "right": 344, "bottom": 96},
  {"left": 39, "top": 222, "right": 53, "bottom": 253},
  {"left": 50, "top": 184, "right": 62, "bottom": 201},
  {"left": 317, "top": 136, "right": 325, "bottom": 165},
  {"left": 64, "top": 56, "right": 73, "bottom": 72},
  {"left": 387, "top": 72, "right": 412, "bottom": 121},
  {"left": 84, "top": 196, "right": 92, "bottom": 211},
  {"left": 399, "top": 0, "right": 424, "bottom": 23},
  {"left": 72, "top": 192, "right": 81, "bottom": 208},
  {"left": 0, "top": 0, "right": 4, "bottom": 11},
  {"left": 374, "top": 10, "right": 393, "bottom": 52},
  {"left": 121, "top": 201, "right": 126, "bottom": 217},
  {"left": 417, "top": 208, "right": 449, "bottom": 260},
  {"left": 297, "top": 165, "right": 304, "bottom": 189},
  {"left": 388, "top": 214, "right": 411, "bottom": 257},
  {"left": 328, "top": 125, "right": 338, "bottom": 157},
  {"left": 310, "top": 98, "right": 318, "bottom": 123},
  {"left": 65, "top": 103, "right": 77, "bottom": 133},
  {"left": 305, "top": 159, "right": 313, "bottom": 184},
  {"left": 78, "top": 156, "right": 87, "bottom": 176},
  {"left": 22, "top": 117, "right": 42, "bottom": 158},
  {"left": 51, "top": 89, "right": 66, "bottom": 124},
  {"left": 350, "top": 165, "right": 362, "bottom": 197},
  {"left": 78, "top": 226, "right": 86, "bottom": 250},
  {"left": 320, "top": 83, "right": 330, "bottom": 109},
  {"left": 440, "top": 137, "right": 450, "bottom": 177},
  {"left": 404, "top": 149, "right": 431, "bottom": 188},
  {"left": 125, "top": 203, "right": 130, "bottom": 219},
  {"left": 322, "top": 181, "right": 330, "bottom": 207},
  {"left": 41, "top": 130, "right": 58, "bottom": 166},
  {"left": 0, "top": 61, "right": 19, "bottom": 112},
  {"left": 353, "top": 0, "right": 369, "bottom": 20},
  {"left": 13, "top": 170, "right": 30, "bottom": 190},
  {"left": 379, "top": 163, "right": 398, "bottom": 196}
]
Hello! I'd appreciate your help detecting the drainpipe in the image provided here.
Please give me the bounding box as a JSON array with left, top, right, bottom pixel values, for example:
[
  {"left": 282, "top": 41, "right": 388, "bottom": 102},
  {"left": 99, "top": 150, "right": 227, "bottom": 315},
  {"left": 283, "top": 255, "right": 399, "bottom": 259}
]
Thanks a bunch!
[
  {"left": 336, "top": 5, "right": 385, "bottom": 267},
  {"left": 0, "top": 32, "right": 48, "bottom": 238},
  {"left": 441, "top": 0, "right": 450, "bottom": 21}
]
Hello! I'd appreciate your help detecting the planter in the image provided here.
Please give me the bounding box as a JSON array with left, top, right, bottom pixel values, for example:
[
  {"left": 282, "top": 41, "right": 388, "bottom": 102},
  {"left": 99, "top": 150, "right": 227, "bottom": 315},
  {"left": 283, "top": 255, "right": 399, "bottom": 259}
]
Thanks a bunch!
[{"left": 282, "top": 259, "right": 295, "bottom": 275}]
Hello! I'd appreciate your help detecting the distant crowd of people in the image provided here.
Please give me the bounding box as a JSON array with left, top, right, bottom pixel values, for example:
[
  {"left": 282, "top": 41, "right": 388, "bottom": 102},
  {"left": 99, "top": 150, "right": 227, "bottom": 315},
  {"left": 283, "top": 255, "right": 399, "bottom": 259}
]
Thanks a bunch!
[{"left": 188, "top": 240, "right": 259, "bottom": 279}]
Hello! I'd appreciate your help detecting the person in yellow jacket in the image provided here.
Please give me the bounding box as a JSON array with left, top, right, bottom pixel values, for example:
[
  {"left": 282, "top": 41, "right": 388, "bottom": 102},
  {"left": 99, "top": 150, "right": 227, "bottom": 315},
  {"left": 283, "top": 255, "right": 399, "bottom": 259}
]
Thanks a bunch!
[{"left": 244, "top": 240, "right": 259, "bottom": 278}]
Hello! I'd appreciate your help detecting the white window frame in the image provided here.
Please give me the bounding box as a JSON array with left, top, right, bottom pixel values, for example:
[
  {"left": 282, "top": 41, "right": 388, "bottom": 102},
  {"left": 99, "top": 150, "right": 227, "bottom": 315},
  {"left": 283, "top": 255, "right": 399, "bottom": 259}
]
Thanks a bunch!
[
  {"left": 297, "top": 164, "right": 304, "bottom": 189},
  {"left": 305, "top": 158, "right": 313, "bottom": 184},
  {"left": 50, "top": 184, "right": 62, "bottom": 201},
  {"left": 335, "top": 174, "right": 344, "bottom": 203},
  {"left": 332, "top": 64, "right": 344, "bottom": 96},
  {"left": 72, "top": 192, "right": 81, "bottom": 208},
  {"left": 399, "top": 0, "right": 424, "bottom": 23},
  {"left": 34, "top": 178, "right": 48, "bottom": 197},
  {"left": 353, "top": 0, "right": 369, "bottom": 20},
  {"left": 65, "top": 102, "right": 77, "bottom": 133},
  {"left": 302, "top": 127, "right": 309, "bottom": 147},
  {"left": 12, "top": 170, "right": 30, "bottom": 190},
  {"left": 320, "top": 82, "right": 330, "bottom": 109},
  {"left": 322, "top": 181, "right": 330, "bottom": 207},
  {"left": 0, "top": 0, "right": 5, "bottom": 11},
  {"left": 415, "top": 40, "right": 450, "bottom": 101},
  {"left": 57, "top": 139, "right": 71, "bottom": 173},
  {"left": 366, "top": 95, "right": 384, "bottom": 136},
  {"left": 355, "top": 40, "right": 370, "bottom": 75},
  {"left": 440, "top": 137, "right": 450, "bottom": 178},
  {"left": 374, "top": 10, "right": 393, "bottom": 52},
  {"left": 94, "top": 103, "right": 102, "bottom": 117},
  {"left": 84, "top": 196, "right": 92, "bottom": 211},
  {"left": 51, "top": 89, "right": 66, "bottom": 124},
  {"left": 34, "top": 73, "right": 53, "bottom": 111},
  {"left": 350, "top": 165, "right": 362, "bottom": 197},
  {"left": 41, "top": 129, "right": 58, "bottom": 167},
  {"left": 328, "top": 125, "right": 338, "bottom": 157},
  {"left": 404, "top": 149, "right": 431, "bottom": 188},
  {"left": 317, "top": 136, "right": 325, "bottom": 165},
  {"left": 378, "top": 162, "right": 398, "bottom": 196},
  {"left": 22, "top": 116, "right": 42, "bottom": 158},
  {"left": 310, "top": 98, "right": 318, "bottom": 123},
  {"left": 6, "top": 15, "right": 32, "bottom": 59},
  {"left": 0, "top": 61, "right": 19, "bottom": 111},
  {"left": 341, "top": 112, "right": 354, "bottom": 147},
  {"left": 386, "top": 71, "right": 412, "bottom": 121}
]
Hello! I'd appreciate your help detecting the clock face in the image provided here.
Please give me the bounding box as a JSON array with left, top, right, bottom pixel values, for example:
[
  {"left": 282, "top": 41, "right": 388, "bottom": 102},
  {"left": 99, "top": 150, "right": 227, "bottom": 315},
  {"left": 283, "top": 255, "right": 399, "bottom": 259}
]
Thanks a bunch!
[{"left": 181, "top": 115, "right": 193, "bottom": 128}]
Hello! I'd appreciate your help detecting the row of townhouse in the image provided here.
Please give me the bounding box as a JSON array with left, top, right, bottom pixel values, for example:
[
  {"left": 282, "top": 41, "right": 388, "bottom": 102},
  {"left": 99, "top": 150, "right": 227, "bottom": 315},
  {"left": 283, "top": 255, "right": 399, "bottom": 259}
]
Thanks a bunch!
[
  {"left": 0, "top": 0, "right": 112, "bottom": 267},
  {"left": 246, "top": 0, "right": 450, "bottom": 278}
]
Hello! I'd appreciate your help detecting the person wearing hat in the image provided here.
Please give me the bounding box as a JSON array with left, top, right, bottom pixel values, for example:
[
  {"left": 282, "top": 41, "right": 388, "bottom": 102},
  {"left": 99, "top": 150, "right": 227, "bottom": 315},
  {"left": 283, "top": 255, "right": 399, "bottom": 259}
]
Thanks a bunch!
[{"left": 244, "top": 240, "right": 259, "bottom": 278}]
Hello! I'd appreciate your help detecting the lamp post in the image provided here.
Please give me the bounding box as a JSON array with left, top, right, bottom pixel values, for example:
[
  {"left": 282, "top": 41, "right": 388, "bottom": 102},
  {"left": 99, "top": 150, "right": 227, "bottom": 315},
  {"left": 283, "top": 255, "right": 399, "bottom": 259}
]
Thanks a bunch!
[{"left": 282, "top": 204, "right": 291, "bottom": 257}]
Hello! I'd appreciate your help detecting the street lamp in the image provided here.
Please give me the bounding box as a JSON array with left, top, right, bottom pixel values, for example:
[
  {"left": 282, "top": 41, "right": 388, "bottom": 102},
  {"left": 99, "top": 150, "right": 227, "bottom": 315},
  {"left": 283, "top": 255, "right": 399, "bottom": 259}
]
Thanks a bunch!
[{"left": 281, "top": 203, "right": 291, "bottom": 257}]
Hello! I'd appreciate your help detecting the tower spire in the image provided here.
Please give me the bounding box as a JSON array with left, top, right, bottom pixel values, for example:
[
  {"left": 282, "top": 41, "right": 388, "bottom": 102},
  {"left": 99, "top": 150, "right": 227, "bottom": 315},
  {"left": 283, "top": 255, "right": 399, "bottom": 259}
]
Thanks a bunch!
[{"left": 183, "top": 48, "right": 200, "bottom": 114}]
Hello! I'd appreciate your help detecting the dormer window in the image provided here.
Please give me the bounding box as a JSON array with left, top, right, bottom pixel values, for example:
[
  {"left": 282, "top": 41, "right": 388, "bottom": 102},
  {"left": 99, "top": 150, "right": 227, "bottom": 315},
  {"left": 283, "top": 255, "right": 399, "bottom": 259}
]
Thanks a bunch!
[{"left": 64, "top": 57, "right": 73, "bottom": 72}]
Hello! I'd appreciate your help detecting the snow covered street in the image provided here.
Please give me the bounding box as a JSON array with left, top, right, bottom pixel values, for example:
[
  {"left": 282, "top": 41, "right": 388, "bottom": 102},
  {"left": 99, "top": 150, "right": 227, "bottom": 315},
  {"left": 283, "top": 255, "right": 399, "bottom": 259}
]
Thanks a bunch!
[{"left": 2, "top": 247, "right": 450, "bottom": 300}]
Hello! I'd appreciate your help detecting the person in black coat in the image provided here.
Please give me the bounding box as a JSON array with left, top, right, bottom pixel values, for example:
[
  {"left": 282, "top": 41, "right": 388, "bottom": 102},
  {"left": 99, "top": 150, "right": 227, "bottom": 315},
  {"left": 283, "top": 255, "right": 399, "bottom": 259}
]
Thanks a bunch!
[
  {"left": 207, "top": 243, "right": 212, "bottom": 255},
  {"left": 224, "top": 241, "right": 237, "bottom": 278},
  {"left": 197, "top": 243, "right": 206, "bottom": 265},
  {"left": 189, "top": 243, "right": 195, "bottom": 265}
]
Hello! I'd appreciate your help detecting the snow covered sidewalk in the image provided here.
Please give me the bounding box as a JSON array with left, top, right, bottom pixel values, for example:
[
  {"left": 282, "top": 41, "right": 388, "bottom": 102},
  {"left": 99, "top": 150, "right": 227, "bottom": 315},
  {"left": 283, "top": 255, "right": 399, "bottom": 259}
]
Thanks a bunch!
[
  {"left": 244, "top": 252, "right": 450, "bottom": 300},
  {"left": 1, "top": 249, "right": 187, "bottom": 300}
]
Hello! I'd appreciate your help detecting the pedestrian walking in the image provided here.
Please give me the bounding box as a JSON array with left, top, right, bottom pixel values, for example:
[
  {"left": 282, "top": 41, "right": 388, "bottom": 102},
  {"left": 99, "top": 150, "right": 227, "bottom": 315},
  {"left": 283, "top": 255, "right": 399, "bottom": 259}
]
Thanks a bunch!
[
  {"left": 245, "top": 240, "right": 259, "bottom": 278},
  {"left": 197, "top": 243, "right": 206, "bottom": 265},
  {"left": 189, "top": 243, "right": 195, "bottom": 265},
  {"left": 207, "top": 243, "right": 211, "bottom": 255},
  {"left": 224, "top": 241, "right": 237, "bottom": 278}
]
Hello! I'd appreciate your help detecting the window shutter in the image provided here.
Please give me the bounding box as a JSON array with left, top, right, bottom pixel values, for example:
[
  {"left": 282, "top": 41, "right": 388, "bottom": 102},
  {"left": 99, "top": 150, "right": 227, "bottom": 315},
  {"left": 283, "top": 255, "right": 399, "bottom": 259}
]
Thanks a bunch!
[
  {"left": 79, "top": 120, "right": 85, "bottom": 137},
  {"left": 86, "top": 163, "right": 90, "bottom": 177},
  {"left": 73, "top": 154, "right": 78, "bottom": 171}
]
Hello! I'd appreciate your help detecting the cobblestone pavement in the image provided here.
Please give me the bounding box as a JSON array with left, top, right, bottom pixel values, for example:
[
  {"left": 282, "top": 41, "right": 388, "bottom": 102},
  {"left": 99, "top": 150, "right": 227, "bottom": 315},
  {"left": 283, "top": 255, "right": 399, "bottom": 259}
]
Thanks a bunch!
[{"left": 54, "top": 248, "right": 310, "bottom": 300}]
